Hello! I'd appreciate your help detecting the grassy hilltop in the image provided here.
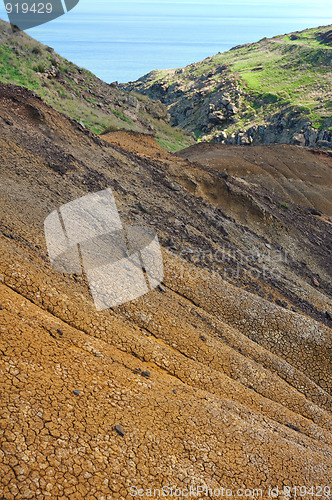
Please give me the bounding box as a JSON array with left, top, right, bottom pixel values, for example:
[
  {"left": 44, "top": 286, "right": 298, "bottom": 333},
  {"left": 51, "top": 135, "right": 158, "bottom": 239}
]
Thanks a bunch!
[
  {"left": 0, "top": 19, "right": 194, "bottom": 151},
  {"left": 123, "top": 25, "right": 332, "bottom": 146}
]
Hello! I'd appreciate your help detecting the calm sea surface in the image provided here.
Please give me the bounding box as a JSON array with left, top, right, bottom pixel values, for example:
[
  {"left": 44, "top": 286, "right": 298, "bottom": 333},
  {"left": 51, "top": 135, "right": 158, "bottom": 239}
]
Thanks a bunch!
[{"left": 1, "top": 1, "right": 331, "bottom": 83}]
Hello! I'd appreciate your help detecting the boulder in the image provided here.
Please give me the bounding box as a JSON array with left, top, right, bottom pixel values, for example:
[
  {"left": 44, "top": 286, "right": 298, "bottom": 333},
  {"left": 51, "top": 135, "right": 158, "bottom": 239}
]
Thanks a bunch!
[
  {"left": 316, "top": 140, "right": 332, "bottom": 148},
  {"left": 217, "top": 131, "right": 228, "bottom": 143},
  {"left": 304, "top": 128, "right": 318, "bottom": 147},
  {"left": 226, "top": 103, "right": 238, "bottom": 114},
  {"left": 127, "top": 95, "right": 139, "bottom": 109},
  {"left": 209, "top": 111, "right": 226, "bottom": 124},
  {"left": 292, "top": 133, "right": 306, "bottom": 146},
  {"left": 237, "top": 133, "right": 252, "bottom": 145},
  {"left": 220, "top": 96, "right": 230, "bottom": 106}
]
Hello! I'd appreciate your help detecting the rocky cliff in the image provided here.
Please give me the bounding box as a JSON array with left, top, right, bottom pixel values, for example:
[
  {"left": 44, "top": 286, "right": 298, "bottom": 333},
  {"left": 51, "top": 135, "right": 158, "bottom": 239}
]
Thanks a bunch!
[{"left": 122, "top": 25, "right": 332, "bottom": 149}]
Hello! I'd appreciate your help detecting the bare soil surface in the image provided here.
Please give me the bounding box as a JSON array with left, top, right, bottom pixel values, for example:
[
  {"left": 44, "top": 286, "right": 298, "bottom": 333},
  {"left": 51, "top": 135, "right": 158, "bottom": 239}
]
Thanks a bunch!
[
  {"left": 102, "top": 130, "right": 170, "bottom": 160},
  {"left": 0, "top": 83, "right": 331, "bottom": 499},
  {"left": 177, "top": 142, "right": 332, "bottom": 215}
]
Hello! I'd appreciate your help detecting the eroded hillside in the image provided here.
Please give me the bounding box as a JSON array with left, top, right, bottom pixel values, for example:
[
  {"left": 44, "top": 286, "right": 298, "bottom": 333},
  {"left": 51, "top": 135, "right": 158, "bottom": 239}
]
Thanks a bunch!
[
  {"left": 0, "top": 18, "right": 194, "bottom": 151},
  {"left": 0, "top": 83, "right": 332, "bottom": 499}
]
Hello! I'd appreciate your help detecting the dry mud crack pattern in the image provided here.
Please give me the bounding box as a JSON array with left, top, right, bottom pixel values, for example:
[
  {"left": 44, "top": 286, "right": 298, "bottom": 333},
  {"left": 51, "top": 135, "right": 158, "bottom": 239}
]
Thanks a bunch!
[{"left": 0, "top": 83, "right": 332, "bottom": 499}]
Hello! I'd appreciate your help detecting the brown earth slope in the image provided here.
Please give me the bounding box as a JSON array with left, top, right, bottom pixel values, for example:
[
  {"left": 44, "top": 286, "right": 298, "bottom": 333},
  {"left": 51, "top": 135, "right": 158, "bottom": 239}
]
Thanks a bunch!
[
  {"left": 177, "top": 142, "right": 332, "bottom": 216},
  {"left": 0, "top": 83, "right": 332, "bottom": 499}
]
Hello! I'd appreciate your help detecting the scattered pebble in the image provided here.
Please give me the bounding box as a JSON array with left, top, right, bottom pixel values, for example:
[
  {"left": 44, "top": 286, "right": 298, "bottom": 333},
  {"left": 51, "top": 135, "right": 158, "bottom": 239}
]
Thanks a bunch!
[
  {"left": 325, "top": 311, "right": 332, "bottom": 321},
  {"left": 166, "top": 237, "right": 176, "bottom": 248},
  {"left": 157, "top": 284, "right": 166, "bottom": 293},
  {"left": 312, "top": 277, "right": 320, "bottom": 287},
  {"left": 137, "top": 201, "right": 151, "bottom": 214},
  {"left": 73, "top": 390, "right": 80, "bottom": 396},
  {"left": 307, "top": 208, "right": 322, "bottom": 216},
  {"left": 141, "top": 370, "right": 151, "bottom": 378},
  {"left": 56, "top": 329, "right": 63, "bottom": 335},
  {"left": 275, "top": 299, "right": 287, "bottom": 308},
  {"left": 115, "top": 425, "right": 125, "bottom": 437},
  {"left": 199, "top": 335, "right": 207, "bottom": 342},
  {"left": 173, "top": 390, "right": 177, "bottom": 394},
  {"left": 265, "top": 243, "right": 271, "bottom": 249},
  {"left": 169, "top": 182, "right": 181, "bottom": 192},
  {"left": 3, "top": 232, "right": 15, "bottom": 239},
  {"left": 49, "top": 163, "right": 67, "bottom": 175}
]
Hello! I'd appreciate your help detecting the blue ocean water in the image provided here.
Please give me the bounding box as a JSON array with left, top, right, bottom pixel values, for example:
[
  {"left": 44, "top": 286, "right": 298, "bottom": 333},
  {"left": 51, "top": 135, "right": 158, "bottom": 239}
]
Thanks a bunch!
[{"left": 0, "top": 1, "right": 331, "bottom": 83}]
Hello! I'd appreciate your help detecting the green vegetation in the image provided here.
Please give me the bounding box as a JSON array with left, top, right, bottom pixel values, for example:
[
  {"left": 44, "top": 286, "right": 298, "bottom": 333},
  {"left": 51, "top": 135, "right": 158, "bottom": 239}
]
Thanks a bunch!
[
  {"left": 126, "top": 24, "right": 332, "bottom": 142},
  {"left": 0, "top": 19, "right": 194, "bottom": 152},
  {"left": 2, "top": 19, "right": 330, "bottom": 149},
  {"left": 280, "top": 202, "right": 289, "bottom": 209}
]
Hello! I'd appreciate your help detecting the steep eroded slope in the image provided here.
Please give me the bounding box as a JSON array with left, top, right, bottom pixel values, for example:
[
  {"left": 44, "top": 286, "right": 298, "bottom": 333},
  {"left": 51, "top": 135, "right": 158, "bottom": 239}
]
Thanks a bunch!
[{"left": 0, "top": 83, "right": 331, "bottom": 499}]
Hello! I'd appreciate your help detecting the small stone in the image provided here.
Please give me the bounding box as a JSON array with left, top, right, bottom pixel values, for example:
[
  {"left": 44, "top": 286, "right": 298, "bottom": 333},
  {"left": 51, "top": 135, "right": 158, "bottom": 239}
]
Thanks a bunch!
[
  {"left": 56, "top": 329, "right": 63, "bottom": 335},
  {"left": 169, "top": 182, "right": 181, "bottom": 192},
  {"left": 78, "top": 120, "right": 85, "bottom": 129},
  {"left": 137, "top": 202, "right": 151, "bottom": 214},
  {"left": 199, "top": 335, "right": 207, "bottom": 342},
  {"left": 173, "top": 390, "right": 177, "bottom": 394},
  {"left": 166, "top": 237, "right": 176, "bottom": 248},
  {"left": 3, "top": 232, "right": 15, "bottom": 239},
  {"left": 157, "top": 284, "right": 166, "bottom": 293},
  {"left": 114, "top": 425, "right": 125, "bottom": 437},
  {"left": 265, "top": 243, "right": 271, "bottom": 249},
  {"left": 0, "top": 305, "right": 2, "bottom": 310},
  {"left": 312, "top": 277, "right": 320, "bottom": 287},
  {"left": 73, "top": 390, "right": 80, "bottom": 396},
  {"left": 325, "top": 311, "right": 332, "bottom": 321},
  {"left": 141, "top": 370, "right": 151, "bottom": 378},
  {"left": 307, "top": 208, "right": 322, "bottom": 216},
  {"left": 49, "top": 164, "right": 67, "bottom": 175}
]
